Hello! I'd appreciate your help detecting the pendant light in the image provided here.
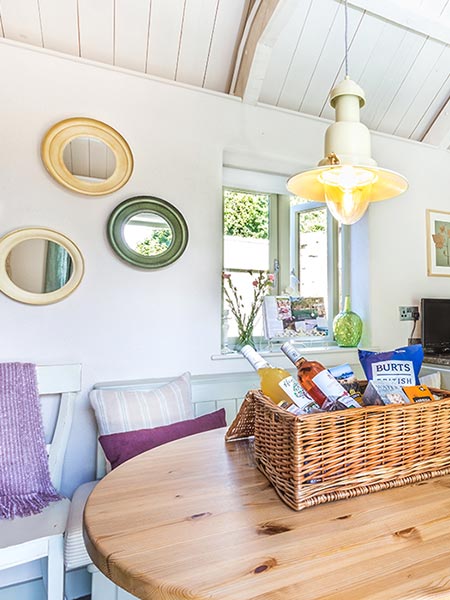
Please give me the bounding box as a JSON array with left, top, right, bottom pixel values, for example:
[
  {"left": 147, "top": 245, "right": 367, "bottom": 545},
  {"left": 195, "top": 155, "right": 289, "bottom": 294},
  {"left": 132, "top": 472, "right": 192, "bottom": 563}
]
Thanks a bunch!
[{"left": 286, "top": 0, "right": 408, "bottom": 225}]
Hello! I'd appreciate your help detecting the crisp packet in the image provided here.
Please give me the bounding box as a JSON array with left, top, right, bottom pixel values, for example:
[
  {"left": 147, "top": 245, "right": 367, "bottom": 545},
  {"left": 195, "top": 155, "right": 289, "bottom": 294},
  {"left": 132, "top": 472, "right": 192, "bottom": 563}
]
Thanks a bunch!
[{"left": 358, "top": 344, "right": 423, "bottom": 386}]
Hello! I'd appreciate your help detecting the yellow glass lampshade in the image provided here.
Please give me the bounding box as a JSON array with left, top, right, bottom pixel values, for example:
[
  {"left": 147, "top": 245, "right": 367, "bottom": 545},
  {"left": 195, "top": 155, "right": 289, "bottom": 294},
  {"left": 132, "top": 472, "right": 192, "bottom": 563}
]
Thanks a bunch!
[{"left": 287, "top": 77, "right": 408, "bottom": 224}]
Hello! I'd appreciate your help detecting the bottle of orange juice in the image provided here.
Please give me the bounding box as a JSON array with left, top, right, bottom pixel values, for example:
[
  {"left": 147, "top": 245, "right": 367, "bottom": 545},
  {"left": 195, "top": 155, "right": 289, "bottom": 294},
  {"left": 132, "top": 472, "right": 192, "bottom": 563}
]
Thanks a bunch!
[{"left": 240, "top": 345, "right": 319, "bottom": 414}]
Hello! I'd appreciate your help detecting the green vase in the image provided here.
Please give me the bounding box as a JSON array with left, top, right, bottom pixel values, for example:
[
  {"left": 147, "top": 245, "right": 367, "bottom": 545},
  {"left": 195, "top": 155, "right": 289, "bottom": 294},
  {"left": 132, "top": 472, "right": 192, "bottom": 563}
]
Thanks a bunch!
[{"left": 333, "top": 296, "right": 363, "bottom": 347}]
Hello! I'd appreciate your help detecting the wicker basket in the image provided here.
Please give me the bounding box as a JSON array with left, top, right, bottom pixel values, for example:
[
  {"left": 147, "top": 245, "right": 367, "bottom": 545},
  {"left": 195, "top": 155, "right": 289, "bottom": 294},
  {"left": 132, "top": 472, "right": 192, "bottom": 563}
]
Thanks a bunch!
[{"left": 225, "top": 387, "right": 450, "bottom": 511}]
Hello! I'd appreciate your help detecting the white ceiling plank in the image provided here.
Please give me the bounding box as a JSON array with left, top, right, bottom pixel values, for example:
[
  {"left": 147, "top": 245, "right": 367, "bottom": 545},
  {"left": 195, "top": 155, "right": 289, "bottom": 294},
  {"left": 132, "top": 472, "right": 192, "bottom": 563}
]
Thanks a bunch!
[
  {"left": 259, "top": 0, "right": 314, "bottom": 106},
  {"left": 345, "top": 0, "right": 450, "bottom": 45},
  {"left": 410, "top": 67, "right": 450, "bottom": 141},
  {"left": 276, "top": 0, "right": 341, "bottom": 111},
  {"left": 365, "top": 30, "right": 426, "bottom": 130},
  {"left": 38, "top": 0, "right": 79, "bottom": 55},
  {"left": 114, "top": 0, "right": 151, "bottom": 72},
  {"left": 78, "top": 0, "right": 114, "bottom": 65},
  {"left": 0, "top": 0, "right": 42, "bottom": 46},
  {"left": 320, "top": 11, "right": 386, "bottom": 119},
  {"left": 203, "top": 0, "right": 248, "bottom": 93},
  {"left": 375, "top": 39, "right": 446, "bottom": 135},
  {"left": 299, "top": 4, "right": 363, "bottom": 115},
  {"left": 146, "top": 0, "right": 185, "bottom": 79},
  {"left": 355, "top": 22, "right": 411, "bottom": 128},
  {"left": 176, "top": 0, "right": 221, "bottom": 87},
  {"left": 233, "top": 0, "right": 301, "bottom": 104},
  {"left": 442, "top": 2, "right": 450, "bottom": 19},
  {"left": 422, "top": 93, "right": 450, "bottom": 147},
  {"left": 391, "top": 42, "right": 449, "bottom": 139},
  {"left": 418, "top": 0, "right": 449, "bottom": 17}
]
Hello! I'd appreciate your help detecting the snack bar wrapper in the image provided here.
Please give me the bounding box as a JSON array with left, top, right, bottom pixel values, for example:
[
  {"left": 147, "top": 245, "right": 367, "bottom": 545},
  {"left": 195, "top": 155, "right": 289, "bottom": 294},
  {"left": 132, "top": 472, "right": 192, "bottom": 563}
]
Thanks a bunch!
[{"left": 358, "top": 344, "right": 423, "bottom": 386}]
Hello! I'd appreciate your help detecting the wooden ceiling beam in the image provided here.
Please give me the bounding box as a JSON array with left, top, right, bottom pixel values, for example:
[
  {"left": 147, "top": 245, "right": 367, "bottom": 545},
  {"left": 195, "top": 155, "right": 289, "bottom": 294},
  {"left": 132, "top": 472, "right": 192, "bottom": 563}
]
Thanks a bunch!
[
  {"left": 344, "top": 0, "right": 450, "bottom": 46},
  {"left": 230, "top": 0, "right": 299, "bottom": 104},
  {"left": 422, "top": 95, "right": 450, "bottom": 149}
]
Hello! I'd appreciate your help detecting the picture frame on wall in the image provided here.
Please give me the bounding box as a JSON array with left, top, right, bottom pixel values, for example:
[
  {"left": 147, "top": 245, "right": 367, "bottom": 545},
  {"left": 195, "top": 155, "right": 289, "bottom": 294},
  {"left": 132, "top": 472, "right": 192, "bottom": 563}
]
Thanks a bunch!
[{"left": 426, "top": 209, "right": 450, "bottom": 277}]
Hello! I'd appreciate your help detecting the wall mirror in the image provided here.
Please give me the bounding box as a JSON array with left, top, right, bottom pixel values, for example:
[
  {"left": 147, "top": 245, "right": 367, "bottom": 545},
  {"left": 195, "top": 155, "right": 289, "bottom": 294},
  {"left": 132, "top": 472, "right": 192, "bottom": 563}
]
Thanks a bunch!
[
  {"left": 0, "top": 228, "right": 84, "bottom": 305},
  {"left": 41, "top": 117, "right": 133, "bottom": 196},
  {"left": 107, "top": 196, "right": 188, "bottom": 269}
]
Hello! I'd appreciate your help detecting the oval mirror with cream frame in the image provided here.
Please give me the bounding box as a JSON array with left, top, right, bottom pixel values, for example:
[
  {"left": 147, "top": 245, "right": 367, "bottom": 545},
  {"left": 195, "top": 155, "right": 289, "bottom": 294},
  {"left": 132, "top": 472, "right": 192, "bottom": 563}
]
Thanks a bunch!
[
  {"left": 107, "top": 196, "right": 189, "bottom": 269},
  {"left": 41, "top": 117, "right": 133, "bottom": 196},
  {"left": 0, "top": 228, "right": 84, "bottom": 305}
]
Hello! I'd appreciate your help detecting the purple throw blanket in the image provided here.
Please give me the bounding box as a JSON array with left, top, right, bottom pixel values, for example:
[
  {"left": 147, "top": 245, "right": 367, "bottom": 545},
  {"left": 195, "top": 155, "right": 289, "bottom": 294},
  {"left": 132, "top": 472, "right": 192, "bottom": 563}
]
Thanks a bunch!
[{"left": 0, "top": 363, "right": 62, "bottom": 519}]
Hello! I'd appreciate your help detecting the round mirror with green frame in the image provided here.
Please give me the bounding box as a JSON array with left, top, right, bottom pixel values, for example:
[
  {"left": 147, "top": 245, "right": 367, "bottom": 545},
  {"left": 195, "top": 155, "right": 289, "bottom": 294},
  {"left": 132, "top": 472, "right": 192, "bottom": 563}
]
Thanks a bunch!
[{"left": 107, "top": 196, "right": 189, "bottom": 269}]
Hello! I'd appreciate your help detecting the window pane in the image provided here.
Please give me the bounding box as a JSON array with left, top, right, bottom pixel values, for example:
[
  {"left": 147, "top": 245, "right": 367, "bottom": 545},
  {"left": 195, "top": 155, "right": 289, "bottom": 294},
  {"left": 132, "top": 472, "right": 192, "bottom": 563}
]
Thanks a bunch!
[
  {"left": 295, "top": 206, "right": 328, "bottom": 337},
  {"left": 223, "top": 190, "right": 270, "bottom": 270},
  {"left": 223, "top": 190, "right": 270, "bottom": 342}
]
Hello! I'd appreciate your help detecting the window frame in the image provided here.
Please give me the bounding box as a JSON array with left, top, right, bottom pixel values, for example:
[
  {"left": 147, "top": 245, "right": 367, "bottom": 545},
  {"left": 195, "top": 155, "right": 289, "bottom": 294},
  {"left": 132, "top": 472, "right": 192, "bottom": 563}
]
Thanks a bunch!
[{"left": 222, "top": 183, "right": 346, "bottom": 351}]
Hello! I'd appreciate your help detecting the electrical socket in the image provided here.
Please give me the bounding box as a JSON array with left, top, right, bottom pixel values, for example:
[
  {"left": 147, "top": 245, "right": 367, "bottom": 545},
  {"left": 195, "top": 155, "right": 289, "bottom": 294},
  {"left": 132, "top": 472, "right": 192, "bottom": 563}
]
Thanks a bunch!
[{"left": 399, "top": 306, "right": 419, "bottom": 321}]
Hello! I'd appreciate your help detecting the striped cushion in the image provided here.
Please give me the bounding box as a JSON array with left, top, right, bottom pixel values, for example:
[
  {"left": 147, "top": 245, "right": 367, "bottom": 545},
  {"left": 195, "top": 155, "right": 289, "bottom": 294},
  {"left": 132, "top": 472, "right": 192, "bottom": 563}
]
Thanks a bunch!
[{"left": 89, "top": 372, "right": 193, "bottom": 436}]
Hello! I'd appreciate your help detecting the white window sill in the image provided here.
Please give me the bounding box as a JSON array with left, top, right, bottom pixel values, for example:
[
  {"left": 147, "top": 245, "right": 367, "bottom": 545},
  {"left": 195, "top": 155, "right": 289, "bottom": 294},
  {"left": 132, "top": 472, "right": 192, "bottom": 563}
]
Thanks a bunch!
[{"left": 211, "top": 345, "right": 361, "bottom": 365}]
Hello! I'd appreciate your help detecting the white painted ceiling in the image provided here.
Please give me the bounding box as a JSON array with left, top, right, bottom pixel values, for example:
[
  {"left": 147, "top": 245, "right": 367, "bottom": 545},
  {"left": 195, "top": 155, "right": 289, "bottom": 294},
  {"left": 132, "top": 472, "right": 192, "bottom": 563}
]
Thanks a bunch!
[{"left": 1, "top": 0, "right": 449, "bottom": 150}]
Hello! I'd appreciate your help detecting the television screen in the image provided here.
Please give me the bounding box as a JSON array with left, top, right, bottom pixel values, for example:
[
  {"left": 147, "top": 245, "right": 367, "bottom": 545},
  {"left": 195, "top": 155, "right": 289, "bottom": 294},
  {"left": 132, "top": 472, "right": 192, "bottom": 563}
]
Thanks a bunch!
[{"left": 421, "top": 298, "right": 450, "bottom": 353}]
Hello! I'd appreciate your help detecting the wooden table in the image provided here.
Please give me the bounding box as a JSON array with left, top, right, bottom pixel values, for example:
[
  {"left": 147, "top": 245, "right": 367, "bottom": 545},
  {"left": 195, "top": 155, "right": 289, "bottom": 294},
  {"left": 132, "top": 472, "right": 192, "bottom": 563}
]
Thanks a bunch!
[{"left": 84, "top": 428, "right": 450, "bottom": 600}]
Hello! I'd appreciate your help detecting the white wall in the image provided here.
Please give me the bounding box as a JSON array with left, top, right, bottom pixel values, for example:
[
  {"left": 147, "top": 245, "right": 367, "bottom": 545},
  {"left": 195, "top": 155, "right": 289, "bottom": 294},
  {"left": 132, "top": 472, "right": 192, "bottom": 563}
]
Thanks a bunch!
[{"left": 0, "top": 40, "right": 449, "bottom": 498}]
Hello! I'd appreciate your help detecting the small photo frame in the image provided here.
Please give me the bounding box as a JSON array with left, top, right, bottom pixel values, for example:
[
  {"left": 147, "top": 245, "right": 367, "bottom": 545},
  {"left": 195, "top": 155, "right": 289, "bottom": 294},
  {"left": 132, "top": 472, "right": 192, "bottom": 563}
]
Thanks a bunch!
[{"left": 426, "top": 209, "right": 450, "bottom": 277}]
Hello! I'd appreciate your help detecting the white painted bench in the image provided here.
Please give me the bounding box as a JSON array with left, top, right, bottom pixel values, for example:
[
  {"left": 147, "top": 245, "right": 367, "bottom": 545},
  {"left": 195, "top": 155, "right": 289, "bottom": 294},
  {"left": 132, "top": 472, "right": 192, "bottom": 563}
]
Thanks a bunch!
[{"left": 66, "top": 370, "right": 262, "bottom": 600}]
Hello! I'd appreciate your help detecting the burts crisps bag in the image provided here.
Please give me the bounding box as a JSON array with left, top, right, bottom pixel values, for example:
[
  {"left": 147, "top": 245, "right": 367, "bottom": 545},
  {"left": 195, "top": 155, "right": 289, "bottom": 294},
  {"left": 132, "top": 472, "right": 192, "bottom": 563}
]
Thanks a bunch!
[{"left": 358, "top": 344, "right": 424, "bottom": 386}]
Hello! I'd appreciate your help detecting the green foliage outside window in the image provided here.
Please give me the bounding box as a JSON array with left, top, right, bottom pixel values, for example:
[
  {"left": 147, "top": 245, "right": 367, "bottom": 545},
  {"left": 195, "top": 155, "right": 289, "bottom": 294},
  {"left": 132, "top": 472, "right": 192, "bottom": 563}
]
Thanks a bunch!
[
  {"left": 299, "top": 208, "right": 326, "bottom": 233},
  {"left": 224, "top": 190, "right": 269, "bottom": 239}
]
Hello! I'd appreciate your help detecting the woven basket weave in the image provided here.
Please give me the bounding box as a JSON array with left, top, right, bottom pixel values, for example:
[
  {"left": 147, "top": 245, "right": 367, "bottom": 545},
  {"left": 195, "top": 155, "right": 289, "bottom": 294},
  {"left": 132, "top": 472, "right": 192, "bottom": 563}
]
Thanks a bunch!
[{"left": 225, "top": 388, "right": 450, "bottom": 511}]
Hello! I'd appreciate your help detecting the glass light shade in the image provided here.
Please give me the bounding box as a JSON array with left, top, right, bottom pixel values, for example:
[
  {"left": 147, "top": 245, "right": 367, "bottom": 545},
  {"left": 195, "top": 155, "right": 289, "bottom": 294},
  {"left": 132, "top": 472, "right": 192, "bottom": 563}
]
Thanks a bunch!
[
  {"left": 287, "top": 165, "right": 408, "bottom": 225},
  {"left": 319, "top": 166, "right": 378, "bottom": 225}
]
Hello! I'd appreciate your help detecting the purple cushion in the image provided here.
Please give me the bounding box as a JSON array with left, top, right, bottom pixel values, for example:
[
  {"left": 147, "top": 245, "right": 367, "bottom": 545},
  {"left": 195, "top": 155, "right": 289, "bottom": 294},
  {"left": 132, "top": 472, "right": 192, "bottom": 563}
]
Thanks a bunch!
[{"left": 99, "top": 409, "right": 226, "bottom": 469}]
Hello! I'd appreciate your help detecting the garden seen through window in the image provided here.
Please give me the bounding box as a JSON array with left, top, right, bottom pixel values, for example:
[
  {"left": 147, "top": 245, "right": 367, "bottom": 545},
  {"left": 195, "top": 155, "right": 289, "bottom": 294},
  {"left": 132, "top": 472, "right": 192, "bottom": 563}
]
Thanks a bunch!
[{"left": 222, "top": 187, "right": 339, "bottom": 352}]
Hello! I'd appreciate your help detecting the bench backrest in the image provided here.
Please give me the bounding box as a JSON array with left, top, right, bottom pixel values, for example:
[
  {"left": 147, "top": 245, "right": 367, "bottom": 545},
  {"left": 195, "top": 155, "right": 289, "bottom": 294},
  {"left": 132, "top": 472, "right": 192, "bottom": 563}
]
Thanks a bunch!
[
  {"left": 37, "top": 363, "right": 82, "bottom": 489},
  {"left": 92, "top": 370, "right": 261, "bottom": 478}
]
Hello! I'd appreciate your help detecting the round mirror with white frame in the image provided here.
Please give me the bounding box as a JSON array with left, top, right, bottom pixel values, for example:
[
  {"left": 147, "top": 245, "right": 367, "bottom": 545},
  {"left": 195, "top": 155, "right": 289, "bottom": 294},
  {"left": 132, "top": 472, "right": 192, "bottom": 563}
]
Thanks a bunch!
[
  {"left": 0, "top": 228, "right": 84, "bottom": 305},
  {"left": 107, "top": 196, "right": 188, "bottom": 269},
  {"left": 41, "top": 117, "right": 133, "bottom": 196}
]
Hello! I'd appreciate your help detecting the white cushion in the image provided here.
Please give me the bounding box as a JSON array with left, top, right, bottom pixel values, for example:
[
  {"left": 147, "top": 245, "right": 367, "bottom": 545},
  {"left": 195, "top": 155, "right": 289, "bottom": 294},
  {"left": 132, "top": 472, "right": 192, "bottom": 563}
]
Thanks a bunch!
[
  {"left": 64, "top": 481, "right": 98, "bottom": 570},
  {"left": 89, "top": 372, "right": 193, "bottom": 435},
  {"left": 0, "top": 498, "right": 70, "bottom": 549}
]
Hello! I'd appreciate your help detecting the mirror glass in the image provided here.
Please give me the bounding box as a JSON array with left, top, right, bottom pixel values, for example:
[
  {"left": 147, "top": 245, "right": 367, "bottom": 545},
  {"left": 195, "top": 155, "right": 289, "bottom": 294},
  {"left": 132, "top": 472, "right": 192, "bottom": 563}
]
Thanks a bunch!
[
  {"left": 62, "top": 136, "right": 116, "bottom": 182},
  {"left": 6, "top": 239, "right": 72, "bottom": 293},
  {"left": 123, "top": 212, "right": 173, "bottom": 257},
  {"left": 107, "top": 196, "right": 189, "bottom": 269}
]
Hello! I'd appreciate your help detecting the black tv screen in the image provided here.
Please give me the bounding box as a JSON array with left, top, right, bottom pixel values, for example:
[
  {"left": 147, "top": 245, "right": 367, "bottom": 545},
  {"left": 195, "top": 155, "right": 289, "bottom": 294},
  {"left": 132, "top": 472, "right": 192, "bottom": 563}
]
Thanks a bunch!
[{"left": 421, "top": 298, "right": 450, "bottom": 353}]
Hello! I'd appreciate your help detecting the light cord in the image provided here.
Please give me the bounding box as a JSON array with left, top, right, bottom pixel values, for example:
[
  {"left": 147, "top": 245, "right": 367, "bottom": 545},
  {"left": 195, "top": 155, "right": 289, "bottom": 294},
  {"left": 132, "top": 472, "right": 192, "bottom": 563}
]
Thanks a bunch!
[{"left": 344, "top": 0, "right": 349, "bottom": 77}]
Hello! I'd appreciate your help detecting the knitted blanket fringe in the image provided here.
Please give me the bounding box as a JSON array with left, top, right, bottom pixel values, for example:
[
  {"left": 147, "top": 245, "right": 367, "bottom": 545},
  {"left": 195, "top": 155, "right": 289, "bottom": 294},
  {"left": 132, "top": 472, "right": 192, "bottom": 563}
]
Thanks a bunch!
[{"left": 0, "top": 363, "right": 62, "bottom": 519}]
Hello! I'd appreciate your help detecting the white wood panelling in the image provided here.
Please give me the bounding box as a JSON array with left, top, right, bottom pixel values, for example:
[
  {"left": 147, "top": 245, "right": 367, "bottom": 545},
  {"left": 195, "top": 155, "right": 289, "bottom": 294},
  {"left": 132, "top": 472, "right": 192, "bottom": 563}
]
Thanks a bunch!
[
  {"left": 146, "top": 0, "right": 185, "bottom": 79},
  {"left": 175, "top": 0, "right": 220, "bottom": 87},
  {"left": 0, "top": 0, "right": 447, "bottom": 150},
  {"left": 77, "top": 0, "right": 114, "bottom": 65},
  {"left": 38, "top": 0, "right": 79, "bottom": 55},
  {"left": 347, "top": 0, "right": 450, "bottom": 45},
  {"left": 114, "top": 0, "right": 151, "bottom": 72},
  {"left": 298, "top": 4, "right": 363, "bottom": 115},
  {"left": 393, "top": 43, "right": 449, "bottom": 139},
  {"left": 319, "top": 11, "right": 387, "bottom": 119},
  {"left": 0, "top": 0, "right": 42, "bottom": 46},
  {"left": 423, "top": 96, "right": 450, "bottom": 148},
  {"left": 203, "top": 0, "right": 248, "bottom": 92},
  {"left": 277, "top": 0, "right": 341, "bottom": 111}
]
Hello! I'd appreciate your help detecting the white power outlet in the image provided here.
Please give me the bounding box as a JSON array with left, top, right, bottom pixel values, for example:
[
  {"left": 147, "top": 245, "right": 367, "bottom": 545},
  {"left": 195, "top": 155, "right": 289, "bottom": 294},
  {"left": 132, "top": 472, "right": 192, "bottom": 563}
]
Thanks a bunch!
[{"left": 399, "top": 306, "right": 419, "bottom": 321}]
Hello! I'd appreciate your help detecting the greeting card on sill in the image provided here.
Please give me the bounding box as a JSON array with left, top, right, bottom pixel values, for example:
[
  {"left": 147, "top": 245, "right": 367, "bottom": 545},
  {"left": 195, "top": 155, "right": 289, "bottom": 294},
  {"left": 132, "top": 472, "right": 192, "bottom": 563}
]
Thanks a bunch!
[{"left": 262, "top": 296, "right": 327, "bottom": 340}]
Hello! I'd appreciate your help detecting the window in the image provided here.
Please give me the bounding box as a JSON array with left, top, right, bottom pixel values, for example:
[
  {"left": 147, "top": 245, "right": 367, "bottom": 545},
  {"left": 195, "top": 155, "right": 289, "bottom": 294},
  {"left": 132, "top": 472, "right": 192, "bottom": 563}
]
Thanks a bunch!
[{"left": 222, "top": 175, "right": 343, "bottom": 352}]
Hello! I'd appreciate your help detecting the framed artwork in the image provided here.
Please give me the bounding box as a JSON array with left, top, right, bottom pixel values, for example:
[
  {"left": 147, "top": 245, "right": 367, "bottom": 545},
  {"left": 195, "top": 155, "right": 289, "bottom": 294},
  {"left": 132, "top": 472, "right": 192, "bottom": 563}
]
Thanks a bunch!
[{"left": 426, "top": 209, "right": 450, "bottom": 277}]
